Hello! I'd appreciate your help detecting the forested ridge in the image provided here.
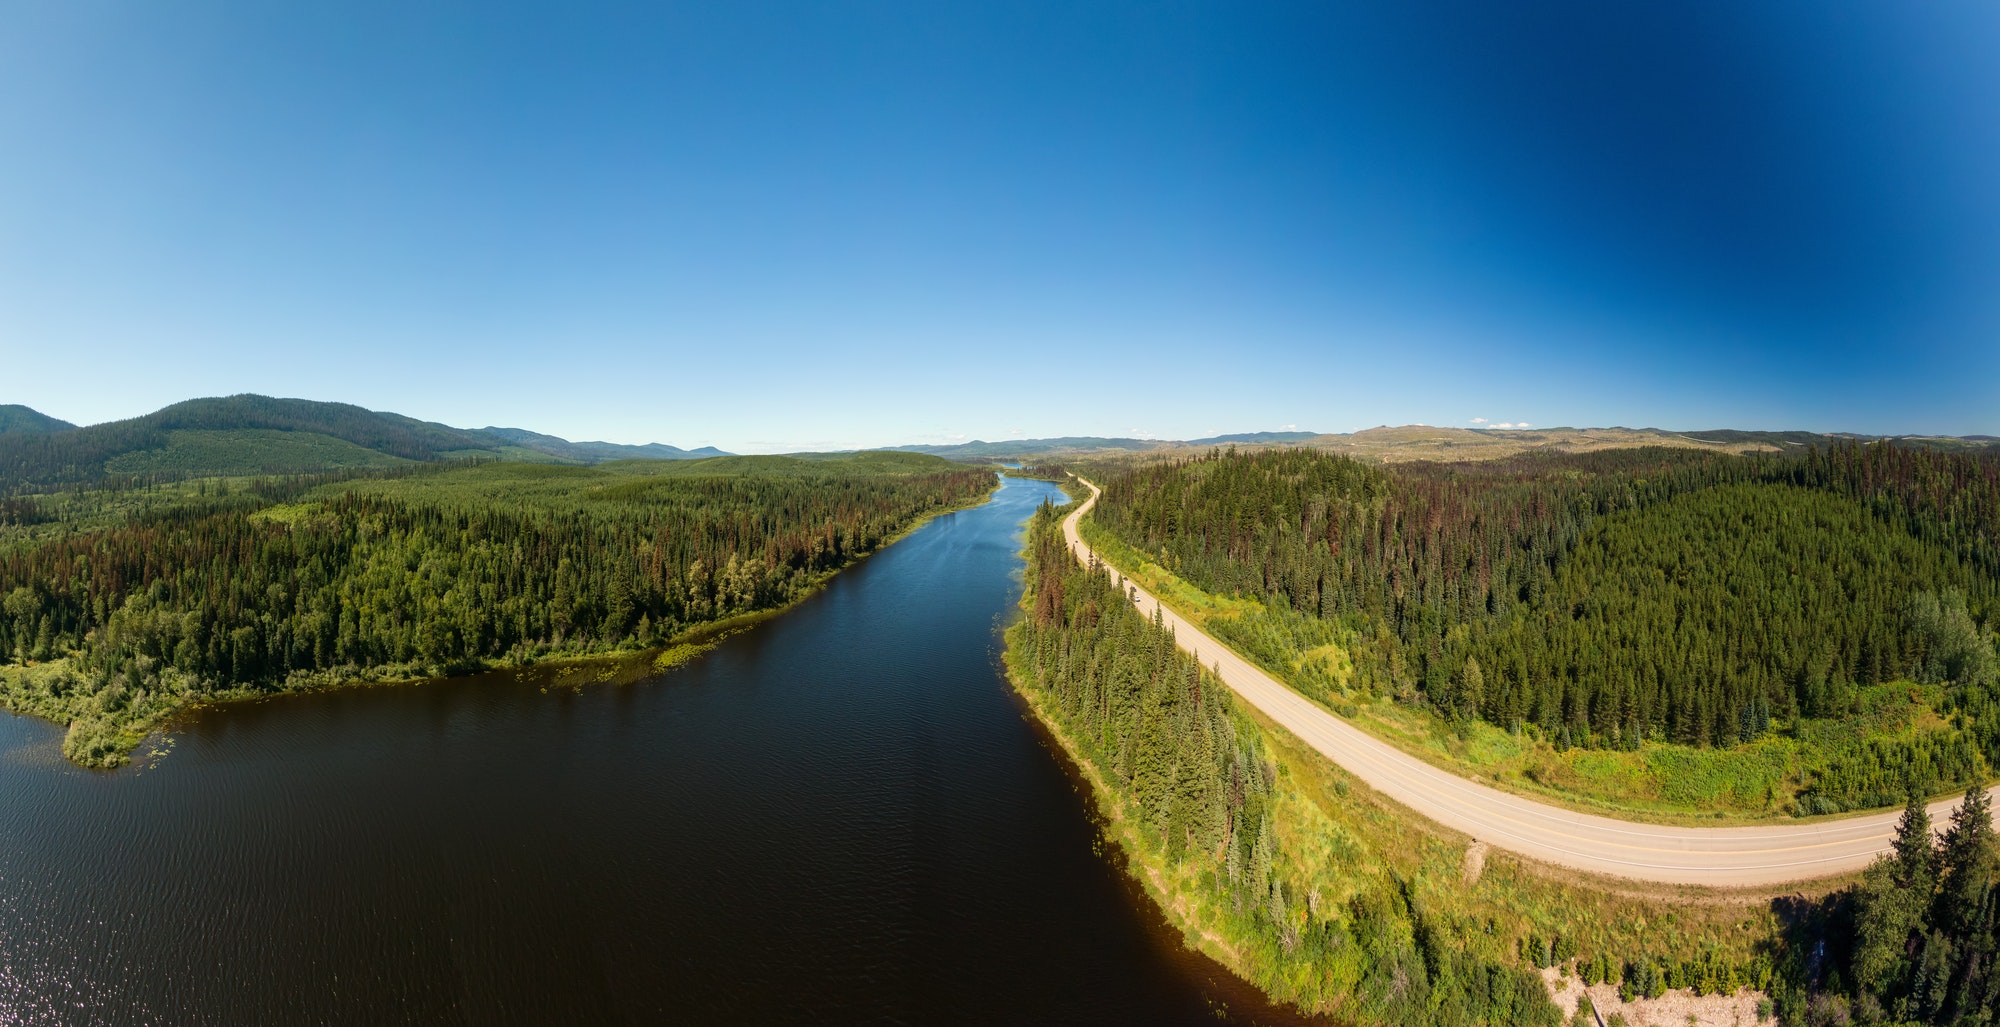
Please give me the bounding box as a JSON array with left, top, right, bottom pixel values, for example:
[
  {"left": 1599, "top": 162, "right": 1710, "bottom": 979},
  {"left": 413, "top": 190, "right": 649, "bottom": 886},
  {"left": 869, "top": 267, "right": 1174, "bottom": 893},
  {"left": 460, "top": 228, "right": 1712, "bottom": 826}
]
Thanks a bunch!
[
  {"left": 0, "top": 394, "right": 735, "bottom": 491},
  {"left": 1009, "top": 500, "right": 1776, "bottom": 1024},
  {"left": 1091, "top": 443, "right": 2000, "bottom": 810},
  {"left": 0, "top": 395, "right": 499, "bottom": 490},
  {"left": 0, "top": 455, "right": 995, "bottom": 765}
]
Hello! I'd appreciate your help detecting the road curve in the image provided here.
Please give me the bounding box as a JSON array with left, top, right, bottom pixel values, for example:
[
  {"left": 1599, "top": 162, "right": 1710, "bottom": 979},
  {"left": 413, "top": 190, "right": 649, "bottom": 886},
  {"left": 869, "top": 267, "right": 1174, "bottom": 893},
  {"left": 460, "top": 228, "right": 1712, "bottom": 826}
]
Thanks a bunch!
[{"left": 1061, "top": 476, "right": 1987, "bottom": 888}]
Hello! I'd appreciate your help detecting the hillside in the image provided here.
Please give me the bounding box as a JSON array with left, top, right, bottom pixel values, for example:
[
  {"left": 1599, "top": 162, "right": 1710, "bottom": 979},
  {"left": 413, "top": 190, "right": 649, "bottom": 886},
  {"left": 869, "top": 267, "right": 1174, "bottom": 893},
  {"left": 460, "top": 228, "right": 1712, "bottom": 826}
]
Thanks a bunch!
[
  {"left": 1087, "top": 443, "right": 2000, "bottom": 818},
  {"left": 894, "top": 425, "right": 1997, "bottom": 466},
  {"left": 478, "top": 426, "right": 729, "bottom": 462},
  {"left": 1186, "top": 430, "right": 1319, "bottom": 445},
  {"left": 1305, "top": 425, "right": 1795, "bottom": 462},
  {"left": 0, "top": 396, "right": 731, "bottom": 490},
  {"left": 0, "top": 405, "right": 75, "bottom": 434},
  {"left": 888, "top": 436, "right": 1171, "bottom": 459}
]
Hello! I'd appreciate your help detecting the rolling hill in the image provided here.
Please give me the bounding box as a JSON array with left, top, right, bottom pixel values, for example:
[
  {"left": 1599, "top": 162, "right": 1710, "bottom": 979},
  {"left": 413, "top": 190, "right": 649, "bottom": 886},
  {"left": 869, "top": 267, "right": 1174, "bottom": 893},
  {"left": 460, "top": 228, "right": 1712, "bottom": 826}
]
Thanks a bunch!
[
  {"left": 478, "top": 426, "right": 729, "bottom": 462},
  {"left": 0, "top": 405, "right": 77, "bottom": 435},
  {"left": 0, "top": 395, "right": 731, "bottom": 490},
  {"left": 897, "top": 425, "right": 1999, "bottom": 465},
  {"left": 887, "top": 436, "right": 1171, "bottom": 460}
]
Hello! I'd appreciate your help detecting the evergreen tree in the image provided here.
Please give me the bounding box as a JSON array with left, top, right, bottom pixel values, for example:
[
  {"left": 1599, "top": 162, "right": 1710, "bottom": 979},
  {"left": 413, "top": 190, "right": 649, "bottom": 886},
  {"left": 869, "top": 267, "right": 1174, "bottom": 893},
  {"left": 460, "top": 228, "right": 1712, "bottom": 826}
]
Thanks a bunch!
[
  {"left": 1937, "top": 785, "right": 1997, "bottom": 939},
  {"left": 1852, "top": 794, "right": 1937, "bottom": 997}
]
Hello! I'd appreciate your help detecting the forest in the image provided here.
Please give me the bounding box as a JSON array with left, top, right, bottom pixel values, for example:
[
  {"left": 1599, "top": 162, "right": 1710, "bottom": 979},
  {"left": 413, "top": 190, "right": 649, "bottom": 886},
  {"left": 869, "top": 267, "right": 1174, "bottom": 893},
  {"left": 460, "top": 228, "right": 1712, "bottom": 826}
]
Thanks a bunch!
[
  {"left": 0, "top": 453, "right": 995, "bottom": 765},
  {"left": 1008, "top": 498, "right": 1778, "bottom": 1024},
  {"left": 1087, "top": 443, "right": 2000, "bottom": 810}
]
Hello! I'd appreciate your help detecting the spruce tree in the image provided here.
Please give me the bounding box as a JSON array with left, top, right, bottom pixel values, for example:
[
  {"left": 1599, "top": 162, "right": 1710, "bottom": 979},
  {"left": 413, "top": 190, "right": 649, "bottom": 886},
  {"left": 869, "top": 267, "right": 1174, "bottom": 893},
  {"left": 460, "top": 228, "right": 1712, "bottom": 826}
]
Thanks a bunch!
[
  {"left": 1937, "top": 786, "right": 1997, "bottom": 940},
  {"left": 1853, "top": 794, "right": 1939, "bottom": 996},
  {"left": 1897, "top": 793, "right": 1940, "bottom": 882}
]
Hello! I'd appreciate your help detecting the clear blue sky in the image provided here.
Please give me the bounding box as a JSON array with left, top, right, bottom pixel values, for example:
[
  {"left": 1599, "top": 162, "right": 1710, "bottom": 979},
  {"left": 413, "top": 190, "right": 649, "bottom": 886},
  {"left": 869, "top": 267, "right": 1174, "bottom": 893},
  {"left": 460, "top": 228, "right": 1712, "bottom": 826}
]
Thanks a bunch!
[{"left": 2, "top": 2, "right": 1995, "bottom": 451}]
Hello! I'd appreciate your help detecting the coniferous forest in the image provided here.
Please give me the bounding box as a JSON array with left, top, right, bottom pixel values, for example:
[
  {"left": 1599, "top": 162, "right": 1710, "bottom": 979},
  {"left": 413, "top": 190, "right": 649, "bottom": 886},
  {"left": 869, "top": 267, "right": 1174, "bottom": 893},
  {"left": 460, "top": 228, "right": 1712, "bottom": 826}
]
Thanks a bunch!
[
  {"left": 1064, "top": 448, "right": 2000, "bottom": 1025},
  {"left": 1007, "top": 497, "right": 1814, "bottom": 1024},
  {"left": 1009, "top": 500, "right": 1564, "bottom": 1026},
  {"left": 0, "top": 454, "right": 995, "bottom": 765},
  {"left": 1090, "top": 443, "right": 2000, "bottom": 811}
]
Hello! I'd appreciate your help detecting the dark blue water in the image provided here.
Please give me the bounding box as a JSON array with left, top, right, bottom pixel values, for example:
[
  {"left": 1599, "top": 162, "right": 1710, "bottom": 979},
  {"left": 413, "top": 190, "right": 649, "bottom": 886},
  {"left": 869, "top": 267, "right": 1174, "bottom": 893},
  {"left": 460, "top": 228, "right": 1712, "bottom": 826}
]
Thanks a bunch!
[{"left": 0, "top": 476, "right": 1316, "bottom": 1025}]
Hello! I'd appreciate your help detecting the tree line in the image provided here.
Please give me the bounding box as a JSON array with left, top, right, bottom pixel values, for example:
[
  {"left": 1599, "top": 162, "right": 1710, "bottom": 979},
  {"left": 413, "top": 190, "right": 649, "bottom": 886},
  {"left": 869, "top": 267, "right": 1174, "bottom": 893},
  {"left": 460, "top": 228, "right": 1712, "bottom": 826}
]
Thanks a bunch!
[
  {"left": 1090, "top": 444, "right": 2000, "bottom": 776},
  {"left": 0, "top": 460, "right": 994, "bottom": 764}
]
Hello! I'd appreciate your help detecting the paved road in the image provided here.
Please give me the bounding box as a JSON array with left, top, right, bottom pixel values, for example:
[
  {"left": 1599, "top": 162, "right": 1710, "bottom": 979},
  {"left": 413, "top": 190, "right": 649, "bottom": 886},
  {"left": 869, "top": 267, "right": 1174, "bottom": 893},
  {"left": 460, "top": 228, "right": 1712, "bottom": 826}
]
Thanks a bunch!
[{"left": 1062, "top": 476, "right": 1983, "bottom": 887}]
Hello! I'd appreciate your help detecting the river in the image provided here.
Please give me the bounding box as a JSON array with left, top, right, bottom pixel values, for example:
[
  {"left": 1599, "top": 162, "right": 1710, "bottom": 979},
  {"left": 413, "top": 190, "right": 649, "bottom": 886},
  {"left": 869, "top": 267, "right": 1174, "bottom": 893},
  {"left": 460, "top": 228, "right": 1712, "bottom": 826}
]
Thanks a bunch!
[{"left": 0, "top": 475, "right": 1319, "bottom": 1025}]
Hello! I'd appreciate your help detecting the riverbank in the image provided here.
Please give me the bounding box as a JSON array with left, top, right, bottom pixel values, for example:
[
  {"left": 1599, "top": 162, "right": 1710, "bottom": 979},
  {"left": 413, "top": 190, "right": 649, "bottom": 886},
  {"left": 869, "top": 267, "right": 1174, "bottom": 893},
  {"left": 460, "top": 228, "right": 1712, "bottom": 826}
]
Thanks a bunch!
[
  {"left": 1, "top": 471, "right": 999, "bottom": 768},
  {"left": 1003, "top": 498, "right": 1776, "bottom": 1024},
  {"left": 4, "top": 471, "right": 1315, "bottom": 1024}
]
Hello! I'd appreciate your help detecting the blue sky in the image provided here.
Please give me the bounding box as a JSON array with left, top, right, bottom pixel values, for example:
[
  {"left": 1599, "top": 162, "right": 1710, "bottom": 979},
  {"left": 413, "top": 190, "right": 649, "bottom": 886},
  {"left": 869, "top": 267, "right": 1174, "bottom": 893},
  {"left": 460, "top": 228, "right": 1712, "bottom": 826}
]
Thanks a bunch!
[{"left": 2, "top": 1, "right": 1995, "bottom": 451}]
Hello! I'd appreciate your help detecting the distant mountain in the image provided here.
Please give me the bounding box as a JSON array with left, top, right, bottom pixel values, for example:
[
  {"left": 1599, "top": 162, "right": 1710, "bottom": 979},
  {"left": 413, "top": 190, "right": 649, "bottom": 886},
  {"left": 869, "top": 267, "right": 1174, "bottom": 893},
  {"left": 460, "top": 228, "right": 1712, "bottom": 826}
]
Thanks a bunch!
[
  {"left": 1675, "top": 428, "right": 1847, "bottom": 448},
  {"left": 1309, "top": 426, "right": 1998, "bottom": 463},
  {"left": 889, "top": 425, "right": 1999, "bottom": 466},
  {"left": 1186, "top": 431, "right": 1319, "bottom": 445},
  {"left": 889, "top": 432, "right": 1322, "bottom": 460},
  {"left": 1303, "top": 425, "right": 1799, "bottom": 463},
  {"left": 0, "top": 395, "right": 731, "bottom": 490},
  {"left": 478, "top": 426, "right": 729, "bottom": 462},
  {"left": 0, "top": 405, "right": 75, "bottom": 434},
  {"left": 887, "top": 437, "right": 1170, "bottom": 459}
]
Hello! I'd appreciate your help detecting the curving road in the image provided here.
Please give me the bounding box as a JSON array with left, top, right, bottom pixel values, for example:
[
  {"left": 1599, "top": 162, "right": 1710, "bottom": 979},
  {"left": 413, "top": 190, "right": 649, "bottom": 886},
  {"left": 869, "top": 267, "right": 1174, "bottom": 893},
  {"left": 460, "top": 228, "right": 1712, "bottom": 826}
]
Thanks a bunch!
[{"left": 1061, "top": 476, "right": 1986, "bottom": 888}]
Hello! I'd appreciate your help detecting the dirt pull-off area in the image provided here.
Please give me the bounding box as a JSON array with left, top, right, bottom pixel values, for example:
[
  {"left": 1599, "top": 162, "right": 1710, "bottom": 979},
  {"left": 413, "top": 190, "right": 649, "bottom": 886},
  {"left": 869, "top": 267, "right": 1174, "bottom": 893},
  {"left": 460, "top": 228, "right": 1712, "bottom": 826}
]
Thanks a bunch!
[
  {"left": 1544, "top": 967, "right": 1766, "bottom": 1027},
  {"left": 1462, "top": 841, "right": 1488, "bottom": 885}
]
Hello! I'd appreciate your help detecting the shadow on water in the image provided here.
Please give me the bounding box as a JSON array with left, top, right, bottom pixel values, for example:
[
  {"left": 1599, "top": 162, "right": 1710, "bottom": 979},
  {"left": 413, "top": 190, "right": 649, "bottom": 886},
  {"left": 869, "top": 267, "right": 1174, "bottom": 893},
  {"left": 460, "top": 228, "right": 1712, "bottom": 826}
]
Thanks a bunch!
[{"left": 0, "top": 476, "right": 1331, "bottom": 1026}]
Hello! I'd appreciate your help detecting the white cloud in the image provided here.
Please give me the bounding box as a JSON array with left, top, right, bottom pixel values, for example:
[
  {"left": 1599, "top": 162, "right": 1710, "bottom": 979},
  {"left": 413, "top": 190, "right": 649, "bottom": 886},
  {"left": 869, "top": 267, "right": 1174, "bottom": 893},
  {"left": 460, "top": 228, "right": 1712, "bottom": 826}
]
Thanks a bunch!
[
  {"left": 1495, "top": 422, "right": 1515, "bottom": 429},
  {"left": 948, "top": 433, "right": 968, "bottom": 441},
  {"left": 1517, "top": 422, "right": 1532, "bottom": 428},
  {"left": 1470, "top": 417, "right": 1488, "bottom": 424},
  {"left": 1281, "top": 423, "right": 1298, "bottom": 431}
]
